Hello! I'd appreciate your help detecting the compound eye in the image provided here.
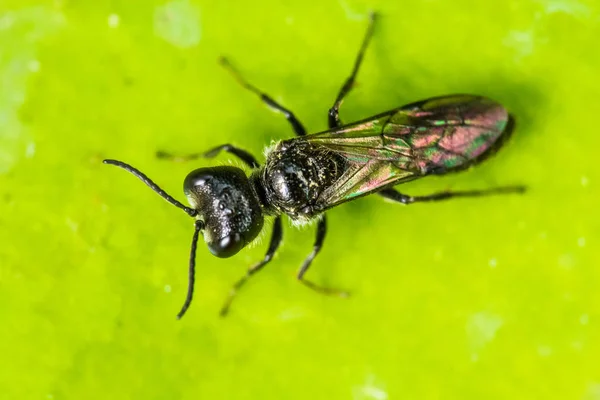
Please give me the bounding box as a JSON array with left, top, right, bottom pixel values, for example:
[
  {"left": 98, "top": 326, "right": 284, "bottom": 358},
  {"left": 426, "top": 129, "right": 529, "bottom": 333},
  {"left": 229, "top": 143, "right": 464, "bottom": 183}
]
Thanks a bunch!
[{"left": 207, "top": 233, "right": 244, "bottom": 258}]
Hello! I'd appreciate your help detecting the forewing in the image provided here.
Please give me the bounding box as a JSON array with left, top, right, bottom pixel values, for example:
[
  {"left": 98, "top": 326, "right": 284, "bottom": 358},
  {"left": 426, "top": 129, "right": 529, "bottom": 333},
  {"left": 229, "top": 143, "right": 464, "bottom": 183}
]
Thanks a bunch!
[{"left": 305, "top": 95, "right": 509, "bottom": 207}]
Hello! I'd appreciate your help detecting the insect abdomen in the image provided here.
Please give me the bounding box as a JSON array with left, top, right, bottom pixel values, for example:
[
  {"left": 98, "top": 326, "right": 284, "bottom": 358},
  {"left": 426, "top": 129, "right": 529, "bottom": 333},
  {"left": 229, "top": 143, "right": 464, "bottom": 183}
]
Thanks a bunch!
[{"left": 396, "top": 95, "right": 510, "bottom": 173}]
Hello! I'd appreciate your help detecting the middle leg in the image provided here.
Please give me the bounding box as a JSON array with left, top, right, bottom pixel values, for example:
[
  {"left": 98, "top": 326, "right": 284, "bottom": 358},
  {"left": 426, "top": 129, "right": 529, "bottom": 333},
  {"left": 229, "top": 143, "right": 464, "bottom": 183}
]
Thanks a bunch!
[
  {"left": 219, "top": 57, "right": 307, "bottom": 137},
  {"left": 297, "top": 215, "right": 349, "bottom": 297}
]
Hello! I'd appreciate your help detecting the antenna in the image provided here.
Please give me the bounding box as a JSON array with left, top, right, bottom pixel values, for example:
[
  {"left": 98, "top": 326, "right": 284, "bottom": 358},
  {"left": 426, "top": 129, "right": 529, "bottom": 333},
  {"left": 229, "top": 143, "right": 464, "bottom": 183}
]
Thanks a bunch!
[
  {"left": 103, "top": 159, "right": 197, "bottom": 217},
  {"left": 177, "top": 220, "right": 204, "bottom": 319}
]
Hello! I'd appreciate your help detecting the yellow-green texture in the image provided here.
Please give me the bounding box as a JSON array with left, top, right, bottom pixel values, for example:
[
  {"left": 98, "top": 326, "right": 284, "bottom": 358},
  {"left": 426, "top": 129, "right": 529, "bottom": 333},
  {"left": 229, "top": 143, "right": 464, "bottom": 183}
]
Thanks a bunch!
[{"left": 1, "top": 0, "right": 599, "bottom": 398}]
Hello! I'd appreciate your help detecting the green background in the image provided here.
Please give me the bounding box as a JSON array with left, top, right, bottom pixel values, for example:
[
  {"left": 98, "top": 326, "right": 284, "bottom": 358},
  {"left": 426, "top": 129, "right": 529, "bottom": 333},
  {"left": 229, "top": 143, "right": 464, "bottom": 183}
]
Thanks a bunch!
[{"left": 1, "top": 0, "right": 599, "bottom": 398}]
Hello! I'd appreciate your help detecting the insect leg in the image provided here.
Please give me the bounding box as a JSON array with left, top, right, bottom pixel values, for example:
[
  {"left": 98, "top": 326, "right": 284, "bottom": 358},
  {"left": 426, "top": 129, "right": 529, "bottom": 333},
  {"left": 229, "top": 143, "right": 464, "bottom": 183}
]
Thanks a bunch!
[
  {"left": 328, "top": 12, "right": 377, "bottom": 128},
  {"left": 297, "top": 216, "right": 349, "bottom": 297},
  {"left": 219, "top": 57, "right": 307, "bottom": 137},
  {"left": 157, "top": 144, "right": 259, "bottom": 169},
  {"left": 378, "top": 185, "right": 526, "bottom": 204},
  {"left": 220, "top": 216, "right": 283, "bottom": 317}
]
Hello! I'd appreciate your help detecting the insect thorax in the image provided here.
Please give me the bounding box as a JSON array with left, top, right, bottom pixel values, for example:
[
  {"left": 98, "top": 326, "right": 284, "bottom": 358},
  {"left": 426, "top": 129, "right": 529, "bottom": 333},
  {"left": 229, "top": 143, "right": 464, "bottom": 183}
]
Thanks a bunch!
[{"left": 252, "top": 140, "right": 347, "bottom": 220}]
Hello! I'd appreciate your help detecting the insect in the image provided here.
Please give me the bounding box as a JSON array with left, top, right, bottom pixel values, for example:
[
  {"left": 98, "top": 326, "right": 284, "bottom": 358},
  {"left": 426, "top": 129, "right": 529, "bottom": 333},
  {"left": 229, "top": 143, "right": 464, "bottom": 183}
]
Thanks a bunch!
[{"left": 104, "top": 13, "right": 524, "bottom": 318}]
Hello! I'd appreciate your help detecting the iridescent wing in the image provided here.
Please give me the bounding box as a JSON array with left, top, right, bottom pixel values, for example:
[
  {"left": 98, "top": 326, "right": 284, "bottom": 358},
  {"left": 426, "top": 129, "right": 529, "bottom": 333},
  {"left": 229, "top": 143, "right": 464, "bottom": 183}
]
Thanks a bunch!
[{"left": 303, "top": 94, "right": 509, "bottom": 208}]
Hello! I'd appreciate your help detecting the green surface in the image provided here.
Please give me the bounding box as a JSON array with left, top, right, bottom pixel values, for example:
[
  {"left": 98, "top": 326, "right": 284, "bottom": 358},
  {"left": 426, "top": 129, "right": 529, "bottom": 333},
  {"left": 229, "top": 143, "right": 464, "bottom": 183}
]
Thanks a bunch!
[{"left": 1, "top": 0, "right": 599, "bottom": 399}]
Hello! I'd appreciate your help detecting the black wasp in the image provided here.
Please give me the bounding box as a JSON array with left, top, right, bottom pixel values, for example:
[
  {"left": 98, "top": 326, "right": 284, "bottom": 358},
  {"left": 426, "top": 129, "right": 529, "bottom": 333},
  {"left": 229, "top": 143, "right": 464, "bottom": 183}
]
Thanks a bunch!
[{"left": 104, "top": 13, "right": 524, "bottom": 318}]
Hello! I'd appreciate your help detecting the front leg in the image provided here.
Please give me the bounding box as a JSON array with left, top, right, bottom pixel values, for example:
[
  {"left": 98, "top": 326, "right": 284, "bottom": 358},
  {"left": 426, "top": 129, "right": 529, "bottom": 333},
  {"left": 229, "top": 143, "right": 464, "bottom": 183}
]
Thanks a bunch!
[
  {"left": 220, "top": 216, "right": 283, "bottom": 316},
  {"left": 157, "top": 143, "right": 260, "bottom": 169}
]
